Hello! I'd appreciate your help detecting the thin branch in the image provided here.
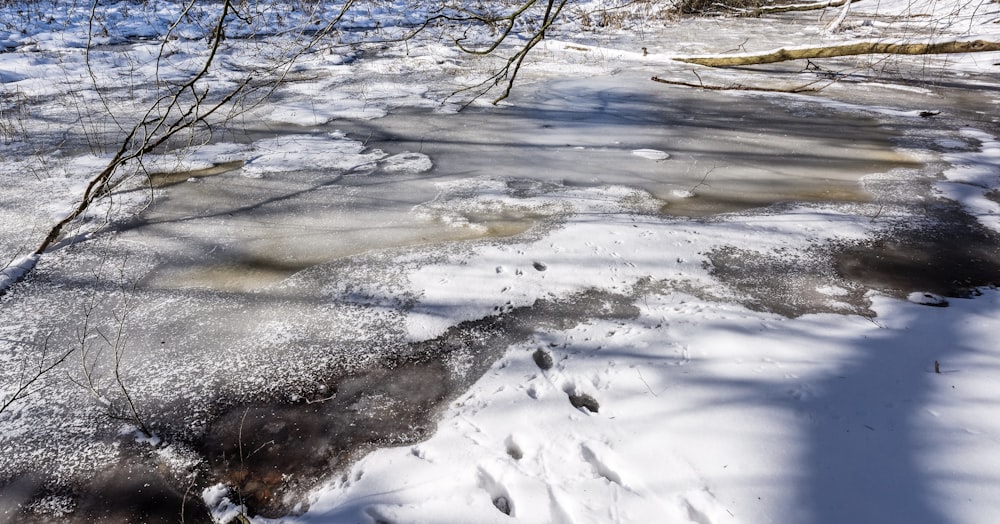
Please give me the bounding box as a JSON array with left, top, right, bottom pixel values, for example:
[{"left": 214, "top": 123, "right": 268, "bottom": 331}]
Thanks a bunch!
[
  {"left": 450, "top": 0, "right": 571, "bottom": 105},
  {"left": 651, "top": 75, "right": 822, "bottom": 93},
  {"left": 0, "top": 335, "right": 73, "bottom": 415},
  {"left": 111, "top": 271, "right": 149, "bottom": 437},
  {"left": 30, "top": 0, "right": 242, "bottom": 260}
]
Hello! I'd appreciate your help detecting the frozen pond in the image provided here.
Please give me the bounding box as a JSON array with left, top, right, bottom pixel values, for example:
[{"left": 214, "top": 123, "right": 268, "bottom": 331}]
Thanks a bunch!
[{"left": 126, "top": 72, "right": 914, "bottom": 291}]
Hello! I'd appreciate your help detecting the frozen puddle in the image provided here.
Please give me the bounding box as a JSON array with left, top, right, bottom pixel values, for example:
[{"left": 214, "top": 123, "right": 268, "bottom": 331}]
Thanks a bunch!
[
  {"left": 337, "top": 72, "right": 915, "bottom": 215},
  {"left": 123, "top": 72, "right": 915, "bottom": 292}
]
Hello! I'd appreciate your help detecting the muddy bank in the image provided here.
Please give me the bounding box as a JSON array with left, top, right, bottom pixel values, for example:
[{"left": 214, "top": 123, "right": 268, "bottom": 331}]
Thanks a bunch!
[
  {"left": 708, "top": 199, "right": 1000, "bottom": 318},
  {"left": 835, "top": 202, "right": 1000, "bottom": 299},
  {"left": 3, "top": 288, "right": 640, "bottom": 522},
  {"left": 197, "top": 288, "right": 639, "bottom": 518}
]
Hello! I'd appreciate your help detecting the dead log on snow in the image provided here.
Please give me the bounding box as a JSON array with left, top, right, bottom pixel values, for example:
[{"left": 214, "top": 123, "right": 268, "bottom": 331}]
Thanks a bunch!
[
  {"left": 754, "top": 0, "right": 858, "bottom": 15},
  {"left": 674, "top": 38, "right": 1000, "bottom": 67}
]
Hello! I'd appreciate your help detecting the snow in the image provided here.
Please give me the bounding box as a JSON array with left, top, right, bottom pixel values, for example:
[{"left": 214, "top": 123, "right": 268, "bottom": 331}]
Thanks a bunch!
[
  {"left": 631, "top": 148, "right": 671, "bottom": 161},
  {"left": 935, "top": 128, "right": 1000, "bottom": 233},
  {"left": 242, "top": 133, "right": 387, "bottom": 176},
  {"left": 290, "top": 291, "right": 1000, "bottom": 524},
  {"left": 0, "top": 255, "right": 38, "bottom": 293},
  {"left": 2, "top": 0, "right": 1000, "bottom": 523}
]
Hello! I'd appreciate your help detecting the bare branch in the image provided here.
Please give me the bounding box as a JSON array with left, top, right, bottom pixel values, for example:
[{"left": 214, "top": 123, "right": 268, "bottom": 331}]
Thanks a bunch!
[
  {"left": 0, "top": 335, "right": 73, "bottom": 416},
  {"left": 651, "top": 75, "right": 822, "bottom": 92}
]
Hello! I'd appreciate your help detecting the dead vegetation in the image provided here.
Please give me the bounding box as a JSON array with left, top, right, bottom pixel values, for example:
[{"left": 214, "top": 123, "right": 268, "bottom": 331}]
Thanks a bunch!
[{"left": 674, "top": 0, "right": 767, "bottom": 15}]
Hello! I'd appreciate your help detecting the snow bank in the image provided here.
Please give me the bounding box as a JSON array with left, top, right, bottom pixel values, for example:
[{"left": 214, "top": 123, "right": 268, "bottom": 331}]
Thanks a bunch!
[
  {"left": 289, "top": 282, "right": 1000, "bottom": 524},
  {"left": 0, "top": 255, "right": 39, "bottom": 294},
  {"left": 936, "top": 128, "right": 1000, "bottom": 233}
]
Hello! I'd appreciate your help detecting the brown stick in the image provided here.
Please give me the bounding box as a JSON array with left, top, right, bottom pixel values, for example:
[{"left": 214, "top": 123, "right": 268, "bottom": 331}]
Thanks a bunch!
[
  {"left": 674, "top": 39, "right": 1000, "bottom": 67},
  {"left": 651, "top": 76, "right": 820, "bottom": 92}
]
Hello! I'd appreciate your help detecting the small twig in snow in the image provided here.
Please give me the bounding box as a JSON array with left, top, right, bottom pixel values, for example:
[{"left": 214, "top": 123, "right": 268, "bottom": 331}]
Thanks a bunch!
[{"left": 636, "top": 369, "right": 658, "bottom": 397}]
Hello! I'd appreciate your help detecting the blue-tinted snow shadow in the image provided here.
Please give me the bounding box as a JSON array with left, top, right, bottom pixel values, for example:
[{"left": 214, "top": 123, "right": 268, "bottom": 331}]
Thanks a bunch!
[
  {"left": 666, "top": 290, "right": 1000, "bottom": 523},
  {"left": 796, "top": 299, "right": 994, "bottom": 524}
]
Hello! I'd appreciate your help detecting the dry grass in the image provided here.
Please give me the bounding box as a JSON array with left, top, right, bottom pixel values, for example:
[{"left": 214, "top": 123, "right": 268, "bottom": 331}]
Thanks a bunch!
[{"left": 675, "top": 0, "right": 769, "bottom": 15}]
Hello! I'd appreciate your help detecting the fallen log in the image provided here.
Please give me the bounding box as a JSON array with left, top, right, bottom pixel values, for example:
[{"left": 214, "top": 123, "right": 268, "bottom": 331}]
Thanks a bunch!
[
  {"left": 754, "top": 0, "right": 858, "bottom": 15},
  {"left": 674, "top": 38, "right": 1000, "bottom": 67}
]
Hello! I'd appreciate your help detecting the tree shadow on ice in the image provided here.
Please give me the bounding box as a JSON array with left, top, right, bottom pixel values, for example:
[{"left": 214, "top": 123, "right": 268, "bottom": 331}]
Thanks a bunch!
[
  {"left": 671, "top": 301, "right": 997, "bottom": 524},
  {"left": 339, "top": 86, "right": 911, "bottom": 159}
]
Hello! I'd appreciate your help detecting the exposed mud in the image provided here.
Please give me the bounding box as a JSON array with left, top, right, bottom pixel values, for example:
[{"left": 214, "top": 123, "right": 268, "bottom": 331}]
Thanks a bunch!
[
  {"left": 3, "top": 450, "right": 210, "bottom": 524},
  {"left": 707, "top": 243, "right": 876, "bottom": 318},
  {"left": 709, "top": 199, "right": 1000, "bottom": 317},
  {"left": 195, "top": 288, "right": 638, "bottom": 518},
  {"left": 200, "top": 360, "right": 452, "bottom": 517},
  {"left": 3, "top": 289, "right": 640, "bottom": 522},
  {"left": 835, "top": 203, "right": 1000, "bottom": 299}
]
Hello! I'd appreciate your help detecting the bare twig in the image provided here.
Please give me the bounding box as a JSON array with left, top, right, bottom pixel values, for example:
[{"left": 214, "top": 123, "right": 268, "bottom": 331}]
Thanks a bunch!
[
  {"left": 651, "top": 75, "right": 822, "bottom": 93},
  {"left": 0, "top": 335, "right": 73, "bottom": 415},
  {"left": 690, "top": 165, "right": 719, "bottom": 194},
  {"left": 110, "top": 267, "right": 149, "bottom": 437}
]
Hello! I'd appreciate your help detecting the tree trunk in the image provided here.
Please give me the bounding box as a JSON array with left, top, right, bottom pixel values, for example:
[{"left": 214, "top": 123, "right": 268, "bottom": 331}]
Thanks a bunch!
[
  {"left": 674, "top": 38, "right": 1000, "bottom": 67},
  {"left": 822, "top": 0, "right": 853, "bottom": 34},
  {"left": 755, "top": 0, "right": 857, "bottom": 15}
]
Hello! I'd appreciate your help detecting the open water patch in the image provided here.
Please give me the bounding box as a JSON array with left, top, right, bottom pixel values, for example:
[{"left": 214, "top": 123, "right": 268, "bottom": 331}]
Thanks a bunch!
[
  {"left": 835, "top": 202, "right": 1000, "bottom": 299},
  {"left": 147, "top": 160, "right": 245, "bottom": 188},
  {"left": 708, "top": 200, "right": 1000, "bottom": 317},
  {"left": 334, "top": 73, "right": 918, "bottom": 219}
]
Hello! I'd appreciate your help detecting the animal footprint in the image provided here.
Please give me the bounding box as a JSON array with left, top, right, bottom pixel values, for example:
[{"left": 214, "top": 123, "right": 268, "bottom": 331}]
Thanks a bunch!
[
  {"left": 581, "top": 441, "right": 624, "bottom": 486},
  {"left": 477, "top": 467, "right": 515, "bottom": 516},
  {"left": 493, "top": 301, "right": 514, "bottom": 315},
  {"left": 532, "top": 348, "right": 554, "bottom": 370},
  {"left": 504, "top": 435, "right": 524, "bottom": 460},
  {"left": 563, "top": 384, "right": 600, "bottom": 413}
]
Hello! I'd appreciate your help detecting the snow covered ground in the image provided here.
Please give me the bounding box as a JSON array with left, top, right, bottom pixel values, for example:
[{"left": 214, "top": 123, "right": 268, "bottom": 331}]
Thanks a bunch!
[{"left": 2, "top": 0, "right": 1000, "bottom": 523}]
